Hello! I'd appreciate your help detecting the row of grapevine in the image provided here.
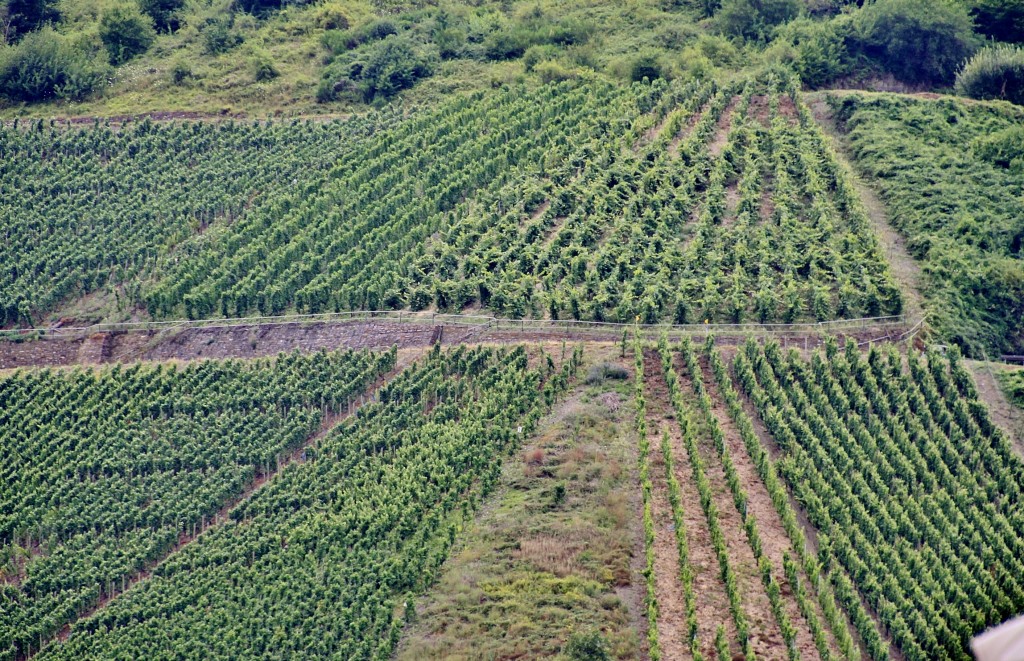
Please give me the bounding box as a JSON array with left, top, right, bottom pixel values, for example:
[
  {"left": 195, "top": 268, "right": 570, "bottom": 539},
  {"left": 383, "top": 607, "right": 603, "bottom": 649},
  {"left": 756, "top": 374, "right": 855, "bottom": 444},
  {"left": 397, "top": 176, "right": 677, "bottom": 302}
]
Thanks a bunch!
[
  {"left": 652, "top": 342, "right": 754, "bottom": 659},
  {"left": 0, "top": 117, "right": 382, "bottom": 325},
  {"left": 0, "top": 348, "right": 394, "bottom": 659},
  {"left": 413, "top": 73, "right": 901, "bottom": 324},
  {"left": 38, "top": 345, "right": 580, "bottom": 659},
  {"left": 632, "top": 338, "right": 662, "bottom": 660},
  {"left": 673, "top": 337, "right": 804, "bottom": 661},
  {"left": 735, "top": 337, "right": 1024, "bottom": 660},
  {"left": 703, "top": 338, "right": 864, "bottom": 661}
]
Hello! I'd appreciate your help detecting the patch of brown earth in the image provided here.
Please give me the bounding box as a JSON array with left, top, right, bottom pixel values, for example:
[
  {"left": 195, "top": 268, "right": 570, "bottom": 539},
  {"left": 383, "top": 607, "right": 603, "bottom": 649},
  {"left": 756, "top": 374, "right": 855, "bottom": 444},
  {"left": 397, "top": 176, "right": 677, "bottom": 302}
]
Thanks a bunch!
[
  {"left": 709, "top": 97, "right": 740, "bottom": 158},
  {"left": 642, "top": 349, "right": 736, "bottom": 660}
]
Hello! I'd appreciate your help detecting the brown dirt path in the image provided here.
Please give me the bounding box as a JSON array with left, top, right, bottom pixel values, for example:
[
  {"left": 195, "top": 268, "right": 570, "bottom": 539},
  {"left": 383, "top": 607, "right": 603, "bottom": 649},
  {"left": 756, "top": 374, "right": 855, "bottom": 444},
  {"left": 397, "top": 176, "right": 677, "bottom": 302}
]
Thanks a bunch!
[
  {"left": 642, "top": 349, "right": 735, "bottom": 660},
  {"left": 698, "top": 354, "right": 837, "bottom": 661},
  {"left": 672, "top": 353, "right": 788, "bottom": 660},
  {"left": 642, "top": 351, "right": 694, "bottom": 661},
  {"left": 966, "top": 360, "right": 1024, "bottom": 459}
]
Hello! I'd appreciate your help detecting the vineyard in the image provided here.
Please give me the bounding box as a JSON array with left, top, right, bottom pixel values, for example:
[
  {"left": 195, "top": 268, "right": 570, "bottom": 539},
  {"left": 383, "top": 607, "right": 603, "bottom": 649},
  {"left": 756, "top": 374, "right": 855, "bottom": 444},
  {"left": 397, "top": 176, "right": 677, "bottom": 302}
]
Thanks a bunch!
[
  {"left": 1, "top": 74, "right": 902, "bottom": 329},
  {"left": 13, "top": 344, "right": 578, "bottom": 659},
  {"left": 830, "top": 93, "right": 1024, "bottom": 357},
  {"left": 0, "top": 348, "right": 395, "bottom": 658}
]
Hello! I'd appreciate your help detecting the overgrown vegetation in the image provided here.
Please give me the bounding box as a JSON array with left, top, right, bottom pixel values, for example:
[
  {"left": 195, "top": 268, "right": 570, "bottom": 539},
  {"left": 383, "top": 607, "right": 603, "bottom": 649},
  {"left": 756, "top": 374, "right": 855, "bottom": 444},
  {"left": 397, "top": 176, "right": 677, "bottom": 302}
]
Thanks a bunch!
[
  {"left": 956, "top": 45, "right": 1024, "bottom": 106},
  {"left": 832, "top": 92, "right": 1024, "bottom": 356},
  {"left": 998, "top": 368, "right": 1024, "bottom": 409},
  {"left": 397, "top": 350, "right": 639, "bottom": 659}
]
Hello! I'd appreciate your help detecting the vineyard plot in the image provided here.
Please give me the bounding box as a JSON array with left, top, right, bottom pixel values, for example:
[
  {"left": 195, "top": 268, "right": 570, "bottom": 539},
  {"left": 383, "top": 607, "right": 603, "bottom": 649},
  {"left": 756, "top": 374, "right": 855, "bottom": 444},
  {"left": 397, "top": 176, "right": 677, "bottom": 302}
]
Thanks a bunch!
[
  {"left": 38, "top": 345, "right": 578, "bottom": 660},
  {"left": 0, "top": 348, "right": 394, "bottom": 659},
  {"left": 0, "top": 117, "right": 377, "bottom": 325},
  {"left": 3, "top": 76, "right": 902, "bottom": 328},
  {"left": 735, "top": 338, "right": 1024, "bottom": 660},
  {"left": 634, "top": 337, "right": 860, "bottom": 661}
]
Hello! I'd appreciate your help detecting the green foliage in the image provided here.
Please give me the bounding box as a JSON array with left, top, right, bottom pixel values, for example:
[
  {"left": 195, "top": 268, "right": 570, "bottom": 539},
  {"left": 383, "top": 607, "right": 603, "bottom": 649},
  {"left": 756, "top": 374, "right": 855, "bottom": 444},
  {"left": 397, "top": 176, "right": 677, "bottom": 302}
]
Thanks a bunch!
[
  {"left": 770, "top": 17, "right": 851, "bottom": 88},
  {"left": 138, "top": 0, "right": 184, "bottom": 32},
  {"left": 0, "top": 26, "right": 108, "bottom": 102},
  {"left": 320, "top": 33, "right": 434, "bottom": 103},
  {"left": 972, "top": 125, "right": 1024, "bottom": 170},
  {"left": 0, "top": 348, "right": 394, "bottom": 658},
  {"left": 201, "top": 13, "right": 243, "bottom": 55},
  {"left": 956, "top": 45, "right": 1024, "bottom": 106},
  {"left": 40, "top": 346, "right": 571, "bottom": 659},
  {"left": 852, "top": 0, "right": 979, "bottom": 85},
  {"left": 564, "top": 628, "right": 611, "bottom": 661},
  {"left": 99, "top": 5, "right": 156, "bottom": 65},
  {"left": 965, "top": 0, "right": 1024, "bottom": 44},
  {"left": 716, "top": 0, "right": 803, "bottom": 42},
  {"left": 997, "top": 369, "right": 1024, "bottom": 408},
  {"left": 737, "top": 338, "right": 1024, "bottom": 659},
  {"left": 5, "top": 0, "right": 60, "bottom": 41},
  {"left": 834, "top": 92, "right": 1024, "bottom": 355}
]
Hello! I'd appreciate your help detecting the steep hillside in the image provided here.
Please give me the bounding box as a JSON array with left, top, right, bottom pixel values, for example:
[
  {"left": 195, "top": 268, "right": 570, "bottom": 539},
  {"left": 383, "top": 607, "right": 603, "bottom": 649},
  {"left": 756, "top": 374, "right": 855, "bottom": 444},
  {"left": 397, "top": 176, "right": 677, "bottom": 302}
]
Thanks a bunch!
[{"left": 829, "top": 93, "right": 1024, "bottom": 357}]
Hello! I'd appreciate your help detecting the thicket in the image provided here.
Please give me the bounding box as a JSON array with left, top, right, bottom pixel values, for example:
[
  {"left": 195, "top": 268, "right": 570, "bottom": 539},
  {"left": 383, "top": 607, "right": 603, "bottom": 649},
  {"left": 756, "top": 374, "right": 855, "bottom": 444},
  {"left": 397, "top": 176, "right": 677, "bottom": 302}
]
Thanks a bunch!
[
  {"left": 0, "top": 27, "right": 109, "bottom": 102},
  {"left": 40, "top": 345, "right": 579, "bottom": 659},
  {"left": 832, "top": 93, "right": 1024, "bottom": 356},
  {"left": 737, "top": 338, "right": 1024, "bottom": 659},
  {"left": 0, "top": 348, "right": 394, "bottom": 659},
  {"left": 956, "top": 45, "right": 1024, "bottom": 106}
]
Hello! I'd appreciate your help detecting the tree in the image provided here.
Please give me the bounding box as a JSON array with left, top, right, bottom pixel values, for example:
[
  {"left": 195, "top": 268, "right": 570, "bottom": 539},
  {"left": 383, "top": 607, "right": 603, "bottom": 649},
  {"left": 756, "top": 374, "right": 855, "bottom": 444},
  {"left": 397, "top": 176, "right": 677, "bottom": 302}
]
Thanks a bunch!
[
  {"left": 717, "top": 0, "right": 802, "bottom": 41},
  {"left": 966, "top": 0, "right": 1024, "bottom": 44},
  {"left": 100, "top": 5, "right": 156, "bottom": 65},
  {"left": 139, "top": 0, "right": 184, "bottom": 32},
  {"left": 956, "top": 45, "right": 1024, "bottom": 106},
  {"left": 853, "top": 0, "right": 979, "bottom": 85},
  {"left": 5, "top": 0, "right": 60, "bottom": 41}
]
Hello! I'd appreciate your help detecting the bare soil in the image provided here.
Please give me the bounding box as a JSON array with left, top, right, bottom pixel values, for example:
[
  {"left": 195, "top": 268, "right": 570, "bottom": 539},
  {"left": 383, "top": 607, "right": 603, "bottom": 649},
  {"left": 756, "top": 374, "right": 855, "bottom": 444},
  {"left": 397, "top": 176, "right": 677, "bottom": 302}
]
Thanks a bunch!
[
  {"left": 642, "top": 349, "right": 737, "bottom": 660},
  {"left": 709, "top": 97, "right": 740, "bottom": 158},
  {"left": 966, "top": 360, "right": 1024, "bottom": 459},
  {"left": 671, "top": 354, "right": 787, "bottom": 660}
]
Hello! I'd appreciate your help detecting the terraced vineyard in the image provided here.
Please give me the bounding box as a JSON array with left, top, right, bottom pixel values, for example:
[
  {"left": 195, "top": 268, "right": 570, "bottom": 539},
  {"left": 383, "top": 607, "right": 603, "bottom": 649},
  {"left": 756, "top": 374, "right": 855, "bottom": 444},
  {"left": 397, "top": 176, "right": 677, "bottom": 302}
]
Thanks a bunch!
[
  {"left": 0, "top": 348, "right": 395, "bottom": 658},
  {"left": 1, "top": 75, "right": 902, "bottom": 328},
  {"left": 0, "top": 345, "right": 577, "bottom": 660}
]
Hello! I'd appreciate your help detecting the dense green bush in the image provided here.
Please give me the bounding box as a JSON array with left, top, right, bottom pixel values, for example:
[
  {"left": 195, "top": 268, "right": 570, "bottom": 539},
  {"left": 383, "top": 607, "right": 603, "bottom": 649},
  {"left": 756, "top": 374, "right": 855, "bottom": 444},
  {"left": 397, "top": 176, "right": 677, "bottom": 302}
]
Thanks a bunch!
[
  {"left": 852, "top": 0, "right": 978, "bottom": 85},
  {"left": 564, "top": 629, "right": 611, "bottom": 660},
  {"left": 965, "top": 0, "right": 1024, "bottom": 44},
  {"left": 956, "top": 45, "right": 1024, "bottom": 105},
  {"left": 99, "top": 5, "right": 156, "bottom": 65},
  {"left": 319, "top": 34, "right": 434, "bottom": 103},
  {"left": 201, "top": 14, "right": 243, "bottom": 55},
  {"left": 0, "top": 27, "right": 108, "bottom": 101},
  {"left": 716, "top": 0, "right": 803, "bottom": 42},
  {"left": 770, "top": 17, "right": 851, "bottom": 88},
  {"left": 973, "top": 125, "right": 1024, "bottom": 170},
  {"left": 5, "top": 0, "right": 60, "bottom": 41},
  {"left": 139, "top": 0, "right": 184, "bottom": 32}
]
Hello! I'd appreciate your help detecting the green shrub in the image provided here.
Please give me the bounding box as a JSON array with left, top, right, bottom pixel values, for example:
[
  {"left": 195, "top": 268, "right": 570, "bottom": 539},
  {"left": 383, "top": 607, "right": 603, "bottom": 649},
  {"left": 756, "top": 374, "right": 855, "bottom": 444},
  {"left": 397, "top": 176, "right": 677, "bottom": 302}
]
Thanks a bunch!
[
  {"left": 202, "top": 15, "right": 243, "bottom": 55},
  {"left": 534, "top": 59, "right": 576, "bottom": 83},
  {"left": 956, "top": 45, "right": 1024, "bottom": 106},
  {"left": 771, "top": 17, "right": 852, "bottom": 88},
  {"left": 564, "top": 629, "right": 610, "bottom": 661},
  {"left": 630, "top": 52, "right": 665, "bottom": 82},
  {"left": 139, "top": 0, "right": 185, "bottom": 32},
  {"left": 852, "top": 0, "right": 978, "bottom": 85},
  {"left": 716, "top": 0, "right": 802, "bottom": 42},
  {"left": 5, "top": 0, "right": 61, "bottom": 41},
  {"left": 320, "top": 34, "right": 434, "bottom": 103},
  {"left": 99, "top": 5, "right": 157, "bottom": 65},
  {"left": 169, "top": 57, "right": 192, "bottom": 84},
  {"left": 251, "top": 50, "right": 279, "bottom": 81},
  {"left": 973, "top": 125, "right": 1024, "bottom": 170},
  {"left": 967, "top": 0, "right": 1024, "bottom": 44},
  {"left": 0, "top": 27, "right": 109, "bottom": 102}
]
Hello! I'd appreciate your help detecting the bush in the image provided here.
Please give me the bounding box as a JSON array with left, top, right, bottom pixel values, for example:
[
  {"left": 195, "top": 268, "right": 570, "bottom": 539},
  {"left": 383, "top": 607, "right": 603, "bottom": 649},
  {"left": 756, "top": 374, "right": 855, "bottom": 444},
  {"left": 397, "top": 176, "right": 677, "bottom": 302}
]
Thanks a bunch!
[
  {"left": 967, "top": 0, "right": 1024, "bottom": 44},
  {"left": 630, "top": 52, "right": 664, "bottom": 82},
  {"left": 0, "top": 27, "right": 109, "bottom": 102},
  {"left": 170, "top": 57, "right": 192, "bottom": 84},
  {"left": 564, "top": 629, "right": 611, "bottom": 661},
  {"left": 139, "top": 0, "right": 185, "bottom": 32},
  {"left": 99, "top": 5, "right": 157, "bottom": 65},
  {"left": 716, "top": 0, "right": 802, "bottom": 42},
  {"left": 770, "top": 17, "right": 852, "bottom": 88},
  {"left": 251, "top": 50, "right": 279, "bottom": 81},
  {"left": 972, "top": 125, "right": 1024, "bottom": 170},
  {"left": 320, "top": 34, "right": 434, "bottom": 103},
  {"left": 534, "top": 59, "right": 576, "bottom": 83},
  {"left": 585, "top": 363, "right": 629, "bottom": 384},
  {"left": 956, "top": 45, "right": 1024, "bottom": 105},
  {"left": 852, "top": 0, "right": 978, "bottom": 85},
  {"left": 202, "top": 15, "right": 243, "bottom": 55}
]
